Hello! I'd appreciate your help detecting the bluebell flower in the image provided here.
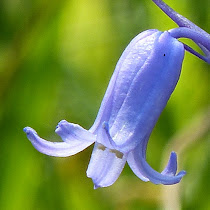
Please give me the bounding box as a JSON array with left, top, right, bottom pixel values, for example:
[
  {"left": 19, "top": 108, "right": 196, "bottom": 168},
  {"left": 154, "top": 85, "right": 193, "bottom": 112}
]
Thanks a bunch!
[{"left": 24, "top": 0, "right": 210, "bottom": 188}]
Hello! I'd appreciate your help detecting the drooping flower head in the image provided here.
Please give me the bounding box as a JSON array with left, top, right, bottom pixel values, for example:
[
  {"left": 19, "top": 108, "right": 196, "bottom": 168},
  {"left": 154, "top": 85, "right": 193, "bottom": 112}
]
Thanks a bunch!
[{"left": 24, "top": 0, "right": 209, "bottom": 188}]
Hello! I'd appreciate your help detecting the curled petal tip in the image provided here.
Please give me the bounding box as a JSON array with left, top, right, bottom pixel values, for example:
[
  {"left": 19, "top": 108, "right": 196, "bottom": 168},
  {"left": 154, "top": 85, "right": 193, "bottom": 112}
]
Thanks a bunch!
[
  {"left": 23, "top": 126, "right": 35, "bottom": 134},
  {"left": 23, "top": 127, "right": 27, "bottom": 134},
  {"left": 57, "top": 119, "right": 68, "bottom": 126},
  {"left": 129, "top": 146, "right": 186, "bottom": 185},
  {"left": 55, "top": 120, "right": 69, "bottom": 132},
  {"left": 55, "top": 120, "right": 96, "bottom": 143},
  {"left": 161, "top": 151, "right": 177, "bottom": 176},
  {"left": 161, "top": 152, "right": 186, "bottom": 181},
  {"left": 177, "top": 170, "right": 186, "bottom": 177},
  {"left": 163, "top": 170, "right": 186, "bottom": 185},
  {"left": 23, "top": 123, "right": 95, "bottom": 157},
  {"left": 23, "top": 127, "right": 27, "bottom": 133}
]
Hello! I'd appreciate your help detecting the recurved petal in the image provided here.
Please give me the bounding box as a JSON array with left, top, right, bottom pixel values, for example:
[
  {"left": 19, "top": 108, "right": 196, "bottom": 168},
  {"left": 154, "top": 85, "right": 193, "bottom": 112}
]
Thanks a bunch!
[
  {"left": 161, "top": 151, "right": 177, "bottom": 176},
  {"left": 55, "top": 120, "right": 95, "bottom": 142},
  {"left": 127, "top": 152, "right": 149, "bottom": 182},
  {"left": 24, "top": 126, "right": 95, "bottom": 157},
  {"left": 128, "top": 145, "right": 186, "bottom": 185},
  {"left": 86, "top": 143, "right": 127, "bottom": 188}
]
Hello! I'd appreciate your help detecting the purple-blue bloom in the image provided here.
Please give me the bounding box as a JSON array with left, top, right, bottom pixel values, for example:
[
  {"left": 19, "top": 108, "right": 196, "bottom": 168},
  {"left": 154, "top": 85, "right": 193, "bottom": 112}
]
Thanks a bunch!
[{"left": 24, "top": 0, "right": 209, "bottom": 189}]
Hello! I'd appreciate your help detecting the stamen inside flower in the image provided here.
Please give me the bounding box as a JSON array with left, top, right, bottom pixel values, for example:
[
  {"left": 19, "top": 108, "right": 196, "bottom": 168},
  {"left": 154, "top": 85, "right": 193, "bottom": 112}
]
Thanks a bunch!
[
  {"left": 109, "top": 149, "right": 124, "bottom": 159},
  {"left": 97, "top": 143, "right": 106, "bottom": 151},
  {"left": 97, "top": 143, "right": 123, "bottom": 159}
]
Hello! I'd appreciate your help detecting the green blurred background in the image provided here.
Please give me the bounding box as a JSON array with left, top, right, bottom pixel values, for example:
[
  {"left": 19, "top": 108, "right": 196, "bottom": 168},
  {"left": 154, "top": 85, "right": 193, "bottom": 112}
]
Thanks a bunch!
[{"left": 0, "top": 0, "right": 209, "bottom": 209}]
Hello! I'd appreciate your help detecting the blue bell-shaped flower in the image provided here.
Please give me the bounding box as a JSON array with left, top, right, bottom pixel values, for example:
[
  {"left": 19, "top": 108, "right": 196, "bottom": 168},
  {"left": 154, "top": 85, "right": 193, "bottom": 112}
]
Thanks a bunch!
[
  {"left": 24, "top": 0, "right": 209, "bottom": 188},
  {"left": 24, "top": 29, "right": 186, "bottom": 188}
]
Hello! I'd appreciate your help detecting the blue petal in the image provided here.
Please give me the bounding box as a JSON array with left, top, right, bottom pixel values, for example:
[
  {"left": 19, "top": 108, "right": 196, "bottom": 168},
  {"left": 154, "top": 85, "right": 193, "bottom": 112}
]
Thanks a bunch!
[
  {"left": 86, "top": 143, "right": 127, "bottom": 188},
  {"left": 127, "top": 153, "right": 149, "bottom": 182},
  {"left": 55, "top": 120, "right": 95, "bottom": 142},
  {"left": 161, "top": 151, "right": 177, "bottom": 176},
  {"left": 94, "top": 122, "right": 115, "bottom": 149},
  {"left": 128, "top": 143, "right": 186, "bottom": 185},
  {"left": 24, "top": 122, "right": 95, "bottom": 157}
]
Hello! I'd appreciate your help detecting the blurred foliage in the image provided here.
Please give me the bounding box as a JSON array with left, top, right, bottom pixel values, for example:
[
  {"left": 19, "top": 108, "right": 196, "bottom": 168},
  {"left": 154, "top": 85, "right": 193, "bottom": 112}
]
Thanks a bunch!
[{"left": 0, "top": 0, "right": 209, "bottom": 209}]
